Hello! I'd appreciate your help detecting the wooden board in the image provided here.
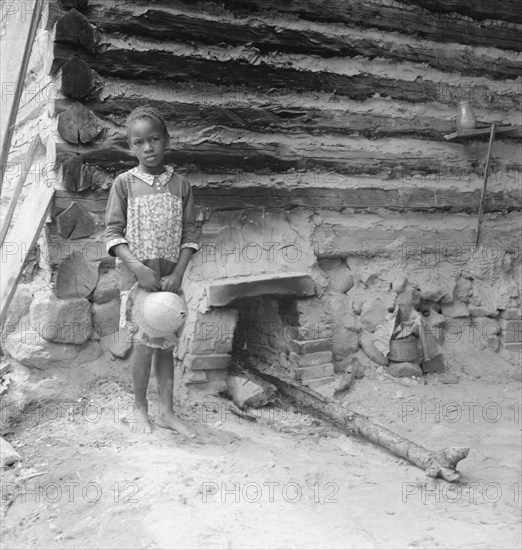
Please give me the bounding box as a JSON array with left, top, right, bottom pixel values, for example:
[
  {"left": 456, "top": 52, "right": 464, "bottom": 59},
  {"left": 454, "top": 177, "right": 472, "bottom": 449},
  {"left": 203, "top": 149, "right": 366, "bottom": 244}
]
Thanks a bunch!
[
  {"left": 0, "top": 0, "right": 44, "bottom": 194},
  {"left": 0, "top": 136, "right": 42, "bottom": 246},
  {"left": 0, "top": 168, "right": 55, "bottom": 324},
  {"left": 444, "top": 126, "right": 521, "bottom": 141}
]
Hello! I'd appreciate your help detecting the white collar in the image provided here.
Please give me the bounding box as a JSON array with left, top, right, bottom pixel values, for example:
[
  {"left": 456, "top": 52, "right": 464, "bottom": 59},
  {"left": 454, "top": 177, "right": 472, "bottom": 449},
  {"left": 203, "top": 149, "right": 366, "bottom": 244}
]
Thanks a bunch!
[{"left": 130, "top": 165, "right": 174, "bottom": 186}]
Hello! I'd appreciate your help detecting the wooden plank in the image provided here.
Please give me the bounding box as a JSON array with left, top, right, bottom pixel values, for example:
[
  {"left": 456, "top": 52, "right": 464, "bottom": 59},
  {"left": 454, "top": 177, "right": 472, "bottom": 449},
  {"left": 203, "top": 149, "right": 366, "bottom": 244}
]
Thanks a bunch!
[
  {"left": 0, "top": 136, "right": 42, "bottom": 246},
  {"left": 0, "top": 171, "right": 55, "bottom": 325},
  {"left": 52, "top": 183, "right": 522, "bottom": 215},
  {"left": 0, "top": 0, "right": 44, "bottom": 195},
  {"left": 444, "top": 126, "right": 522, "bottom": 141}
]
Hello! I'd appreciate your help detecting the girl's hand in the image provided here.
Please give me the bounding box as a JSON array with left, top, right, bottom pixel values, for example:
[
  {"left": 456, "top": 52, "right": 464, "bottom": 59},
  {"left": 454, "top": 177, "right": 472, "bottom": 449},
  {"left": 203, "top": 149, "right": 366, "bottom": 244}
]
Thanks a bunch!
[
  {"left": 135, "top": 264, "right": 161, "bottom": 291},
  {"left": 160, "top": 272, "right": 182, "bottom": 293}
]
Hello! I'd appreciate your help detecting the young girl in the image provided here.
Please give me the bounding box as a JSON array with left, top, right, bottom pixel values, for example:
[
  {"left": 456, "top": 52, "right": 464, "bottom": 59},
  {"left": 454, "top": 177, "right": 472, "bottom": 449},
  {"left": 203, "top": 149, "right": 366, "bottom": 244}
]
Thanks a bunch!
[{"left": 105, "top": 106, "right": 199, "bottom": 435}]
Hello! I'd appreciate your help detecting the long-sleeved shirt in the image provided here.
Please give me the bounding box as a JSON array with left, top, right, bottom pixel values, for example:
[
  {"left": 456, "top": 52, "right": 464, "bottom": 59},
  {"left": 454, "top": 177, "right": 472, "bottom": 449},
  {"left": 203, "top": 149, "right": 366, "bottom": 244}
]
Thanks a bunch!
[{"left": 105, "top": 165, "right": 199, "bottom": 265}]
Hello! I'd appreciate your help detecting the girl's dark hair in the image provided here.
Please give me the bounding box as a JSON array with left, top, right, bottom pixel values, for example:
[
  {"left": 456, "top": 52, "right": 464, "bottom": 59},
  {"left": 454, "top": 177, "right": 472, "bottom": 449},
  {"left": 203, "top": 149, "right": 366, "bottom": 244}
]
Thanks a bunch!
[{"left": 125, "top": 105, "right": 169, "bottom": 140}]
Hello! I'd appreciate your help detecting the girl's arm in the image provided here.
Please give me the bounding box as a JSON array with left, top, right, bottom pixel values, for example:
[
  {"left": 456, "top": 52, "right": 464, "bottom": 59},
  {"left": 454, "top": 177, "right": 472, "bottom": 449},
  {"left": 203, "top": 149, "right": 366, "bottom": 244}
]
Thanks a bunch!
[{"left": 113, "top": 243, "right": 161, "bottom": 291}]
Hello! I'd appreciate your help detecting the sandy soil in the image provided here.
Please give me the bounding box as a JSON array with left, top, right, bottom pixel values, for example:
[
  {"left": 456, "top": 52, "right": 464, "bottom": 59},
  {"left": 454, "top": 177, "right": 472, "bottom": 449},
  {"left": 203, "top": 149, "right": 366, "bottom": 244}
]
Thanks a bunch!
[{"left": 1, "top": 344, "right": 520, "bottom": 550}]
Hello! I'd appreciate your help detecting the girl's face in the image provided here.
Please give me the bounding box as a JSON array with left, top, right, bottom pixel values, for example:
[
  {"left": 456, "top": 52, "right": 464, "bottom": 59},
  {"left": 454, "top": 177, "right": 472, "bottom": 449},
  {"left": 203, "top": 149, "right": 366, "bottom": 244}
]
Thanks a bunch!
[{"left": 128, "top": 117, "right": 169, "bottom": 173}]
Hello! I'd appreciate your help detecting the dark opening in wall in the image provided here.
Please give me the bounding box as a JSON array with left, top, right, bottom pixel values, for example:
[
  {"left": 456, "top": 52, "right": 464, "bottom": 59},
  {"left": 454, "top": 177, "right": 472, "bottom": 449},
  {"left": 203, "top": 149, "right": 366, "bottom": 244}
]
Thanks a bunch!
[{"left": 231, "top": 296, "right": 298, "bottom": 371}]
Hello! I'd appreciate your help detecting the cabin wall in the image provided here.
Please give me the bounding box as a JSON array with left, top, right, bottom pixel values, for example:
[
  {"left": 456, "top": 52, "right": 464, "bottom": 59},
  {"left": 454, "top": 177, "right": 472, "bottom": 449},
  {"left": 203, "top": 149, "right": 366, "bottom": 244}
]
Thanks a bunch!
[{"left": 3, "top": 0, "right": 521, "bottom": 395}]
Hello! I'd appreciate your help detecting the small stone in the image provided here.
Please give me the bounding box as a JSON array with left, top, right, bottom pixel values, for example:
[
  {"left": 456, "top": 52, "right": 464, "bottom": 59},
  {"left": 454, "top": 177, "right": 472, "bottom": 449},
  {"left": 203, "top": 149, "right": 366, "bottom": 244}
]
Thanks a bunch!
[
  {"left": 332, "top": 327, "right": 359, "bottom": 361},
  {"left": 468, "top": 304, "right": 498, "bottom": 318},
  {"left": 392, "top": 276, "right": 407, "bottom": 293},
  {"left": 352, "top": 296, "right": 363, "bottom": 315},
  {"left": 421, "top": 354, "right": 446, "bottom": 374},
  {"left": 455, "top": 277, "right": 472, "bottom": 303},
  {"left": 100, "top": 327, "right": 132, "bottom": 359},
  {"left": 500, "top": 308, "right": 522, "bottom": 320},
  {"left": 226, "top": 375, "right": 275, "bottom": 409},
  {"left": 327, "top": 264, "right": 354, "bottom": 294},
  {"left": 6, "top": 285, "right": 33, "bottom": 325},
  {"left": 441, "top": 300, "right": 469, "bottom": 318},
  {"left": 92, "top": 299, "right": 120, "bottom": 337},
  {"left": 4, "top": 331, "right": 101, "bottom": 369},
  {"left": 387, "top": 362, "right": 423, "bottom": 378},
  {"left": 360, "top": 333, "right": 389, "bottom": 366},
  {"left": 92, "top": 268, "right": 119, "bottom": 304},
  {"left": 30, "top": 295, "right": 92, "bottom": 344},
  {"left": 360, "top": 298, "right": 391, "bottom": 332}
]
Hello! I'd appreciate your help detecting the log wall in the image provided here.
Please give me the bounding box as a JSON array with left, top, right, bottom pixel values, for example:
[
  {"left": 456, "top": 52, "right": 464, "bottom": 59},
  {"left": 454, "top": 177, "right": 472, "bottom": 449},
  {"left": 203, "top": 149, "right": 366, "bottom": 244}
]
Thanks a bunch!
[{"left": 3, "top": 0, "right": 521, "bottom": 393}]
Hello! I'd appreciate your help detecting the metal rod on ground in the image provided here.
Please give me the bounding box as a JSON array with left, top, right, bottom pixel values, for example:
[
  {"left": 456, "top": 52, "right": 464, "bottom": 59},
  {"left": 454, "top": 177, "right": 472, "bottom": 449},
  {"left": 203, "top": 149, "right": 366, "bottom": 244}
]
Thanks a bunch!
[{"left": 475, "top": 123, "right": 496, "bottom": 248}]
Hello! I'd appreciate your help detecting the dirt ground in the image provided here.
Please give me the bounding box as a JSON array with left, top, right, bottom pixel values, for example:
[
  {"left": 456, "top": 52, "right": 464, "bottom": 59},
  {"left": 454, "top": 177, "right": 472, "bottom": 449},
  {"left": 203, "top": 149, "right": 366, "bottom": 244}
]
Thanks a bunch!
[{"left": 1, "top": 341, "right": 520, "bottom": 550}]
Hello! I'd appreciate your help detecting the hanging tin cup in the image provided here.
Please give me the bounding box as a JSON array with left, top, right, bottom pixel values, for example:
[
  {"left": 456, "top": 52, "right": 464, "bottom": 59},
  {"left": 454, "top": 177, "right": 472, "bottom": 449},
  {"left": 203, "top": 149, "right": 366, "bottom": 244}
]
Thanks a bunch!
[{"left": 456, "top": 100, "right": 477, "bottom": 132}]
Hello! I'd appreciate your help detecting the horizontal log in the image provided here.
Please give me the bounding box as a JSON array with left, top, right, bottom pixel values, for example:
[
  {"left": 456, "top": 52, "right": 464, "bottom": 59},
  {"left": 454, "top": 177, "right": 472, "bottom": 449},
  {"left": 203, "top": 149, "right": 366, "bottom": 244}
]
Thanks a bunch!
[
  {"left": 213, "top": 0, "right": 522, "bottom": 51},
  {"left": 193, "top": 186, "right": 521, "bottom": 213},
  {"left": 400, "top": 0, "right": 522, "bottom": 25},
  {"left": 52, "top": 184, "right": 521, "bottom": 215},
  {"left": 55, "top": 96, "right": 522, "bottom": 143},
  {"left": 54, "top": 131, "right": 522, "bottom": 181},
  {"left": 54, "top": 98, "right": 450, "bottom": 140},
  {"left": 52, "top": 42, "right": 520, "bottom": 111},
  {"left": 84, "top": 1, "right": 520, "bottom": 78},
  {"left": 312, "top": 211, "right": 522, "bottom": 256}
]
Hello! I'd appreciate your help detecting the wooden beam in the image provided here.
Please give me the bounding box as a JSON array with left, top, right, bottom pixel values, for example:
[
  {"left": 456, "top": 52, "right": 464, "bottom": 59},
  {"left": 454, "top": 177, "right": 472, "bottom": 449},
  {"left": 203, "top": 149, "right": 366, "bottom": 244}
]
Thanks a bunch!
[
  {"left": 52, "top": 183, "right": 522, "bottom": 215},
  {"left": 0, "top": 166, "right": 55, "bottom": 325},
  {"left": 52, "top": 42, "right": 520, "bottom": 111},
  {"left": 54, "top": 132, "right": 521, "bottom": 181},
  {"left": 56, "top": 97, "right": 522, "bottom": 143},
  {"left": 213, "top": 0, "right": 522, "bottom": 51},
  {"left": 83, "top": 2, "right": 520, "bottom": 78},
  {"left": 0, "top": 136, "right": 42, "bottom": 247},
  {"left": 0, "top": 0, "right": 44, "bottom": 196},
  {"left": 400, "top": 0, "right": 522, "bottom": 25}
]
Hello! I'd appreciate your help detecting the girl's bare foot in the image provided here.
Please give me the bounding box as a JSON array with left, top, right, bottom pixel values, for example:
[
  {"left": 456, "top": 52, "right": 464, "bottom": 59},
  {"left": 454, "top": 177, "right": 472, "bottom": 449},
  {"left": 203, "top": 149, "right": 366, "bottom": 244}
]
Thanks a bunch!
[
  {"left": 156, "top": 412, "right": 195, "bottom": 438},
  {"left": 122, "top": 409, "right": 152, "bottom": 434}
]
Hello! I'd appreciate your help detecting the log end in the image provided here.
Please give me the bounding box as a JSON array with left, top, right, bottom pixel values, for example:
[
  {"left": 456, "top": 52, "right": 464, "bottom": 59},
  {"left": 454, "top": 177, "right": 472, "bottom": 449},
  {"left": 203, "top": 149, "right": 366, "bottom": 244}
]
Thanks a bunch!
[{"left": 426, "top": 447, "right": 470, "bottom": 482}]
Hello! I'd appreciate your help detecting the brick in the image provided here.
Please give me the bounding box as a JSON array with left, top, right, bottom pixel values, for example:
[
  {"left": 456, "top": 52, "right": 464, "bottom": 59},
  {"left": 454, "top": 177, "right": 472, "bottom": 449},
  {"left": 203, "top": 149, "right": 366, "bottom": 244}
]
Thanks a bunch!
[
  {"left": 502, "top": 332, "right": 522, "bottom": 344},
  {"left": 295, "top": 363, "right": 334, "bottom": 381},
  {"left": 186, "top": 371, "right": 207, "bottom": 384},
  {"left": 289, "top": 337, "right": 333, "bottom": 354},
  {"left": 296, "top": 350, "right": 333, "bottom": 367},
  {"left": 207, "top": 273, "right": 315, "bottom": 307},
  {"left": 502, "top": 342, "right": 522, "bottom": 352},
  {"left": 185, "top": 354, "right": 231, "bottom": 371},
  {"left": 500, "top": 308, "right": 522, "bottom": 320},
  {"left": 500, "top": 320, "right": 522, "bottom": 343},
  {"left": 304, "top": 376, "right": 336, "bottom": 389}
]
